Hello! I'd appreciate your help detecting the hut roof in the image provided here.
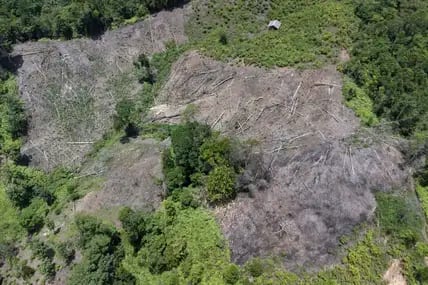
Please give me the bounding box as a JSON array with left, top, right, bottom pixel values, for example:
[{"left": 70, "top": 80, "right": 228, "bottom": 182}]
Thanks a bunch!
[{"left": 268, "top": 20, "right": 281, "bottom": 30}]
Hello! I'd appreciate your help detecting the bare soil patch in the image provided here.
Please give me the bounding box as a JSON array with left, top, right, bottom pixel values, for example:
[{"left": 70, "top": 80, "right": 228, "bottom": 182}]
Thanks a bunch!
[
  {"left": 383, "top": 259, "right": 407, "bottom": 285},
  {"left": 150, "top": 51, "right": 409, "bottom": 269},
  {"left": 75, "top": 138, "right": 167, "bottom": 222},
  {"left": 12, "top": 7, "right": 188, "bottom": 170}
]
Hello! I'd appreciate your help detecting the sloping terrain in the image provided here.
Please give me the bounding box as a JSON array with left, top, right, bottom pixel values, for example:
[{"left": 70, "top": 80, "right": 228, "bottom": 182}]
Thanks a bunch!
[
  {"left": 150, "top": 51, "right": 408, "bottom": 268},
  {"left": 12, "top": 7, "right": 188, "bottom": 171},
  {"left": 75, "top": 138, "right": 167, "bottom": 217}
]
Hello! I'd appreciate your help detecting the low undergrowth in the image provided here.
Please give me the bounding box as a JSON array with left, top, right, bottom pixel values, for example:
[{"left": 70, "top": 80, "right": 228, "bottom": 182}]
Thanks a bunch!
[{"left": 187, "top": 0, "right": 358, "bottom": 68}]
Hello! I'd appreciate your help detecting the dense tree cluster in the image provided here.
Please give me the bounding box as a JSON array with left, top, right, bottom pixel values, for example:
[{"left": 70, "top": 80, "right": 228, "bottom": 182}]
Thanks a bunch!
[
  {"left": 0, "top": 0, "right": 186, "bottom": 51},
  {"left": 68, "top": 215, "right": 135, "bottom": 285},
  {"left": 163, "top": 121, "right": 239, "bottom": 203},
  {"left": 345, "top": 0, "right": 428, "bottom": 137}
]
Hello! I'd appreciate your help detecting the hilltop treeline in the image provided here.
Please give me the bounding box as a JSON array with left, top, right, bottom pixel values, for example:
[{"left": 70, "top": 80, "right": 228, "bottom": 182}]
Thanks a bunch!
[{"left": 0, "top": 0, "right": 185, "bottom": 50}]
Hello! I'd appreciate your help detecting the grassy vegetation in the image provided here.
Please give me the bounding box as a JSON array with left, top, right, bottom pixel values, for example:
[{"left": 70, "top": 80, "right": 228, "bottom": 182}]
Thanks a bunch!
[
  {"left": 188, "top": 0, "right": 358, "bottom": 68},
  {"left": 416, "top": 184, "right": 428, "bottom": 220},
  {"left": 122, "top": 201, "right": 231, "bottom": 284},
  {"left": 0, "top": 185, "right": 24, "bottom": 245}
]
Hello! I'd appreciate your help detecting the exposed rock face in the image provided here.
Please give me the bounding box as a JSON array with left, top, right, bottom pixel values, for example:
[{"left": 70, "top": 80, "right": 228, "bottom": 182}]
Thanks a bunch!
[
  {"left": 13, "top": 7, "right": 188, "bottom": 170},
  {"left": 150, "top": 51, "right": 408, "bottom": 269}
]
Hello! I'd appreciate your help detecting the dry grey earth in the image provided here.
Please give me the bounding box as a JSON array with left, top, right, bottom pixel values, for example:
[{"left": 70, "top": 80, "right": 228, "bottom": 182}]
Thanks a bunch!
[
  {"left": 75, "top": 138, "right": 167, "bottom": 216},
  {"left": 11, "top": 6, "right": 410, "bottom": 272},
  {"left": 12, "top": 7, "right": 188, "bottom": 171},
  {"left": 150, "top": 51, "right": 409, "bottom": 269}
]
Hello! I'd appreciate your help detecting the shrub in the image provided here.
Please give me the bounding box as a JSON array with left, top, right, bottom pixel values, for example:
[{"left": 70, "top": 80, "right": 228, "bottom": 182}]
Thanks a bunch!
[
  {"left": 114, "top": 99, "right": 137, "bottom": 130},
  {"left": 245, "top": 258, "right": 264, "bottom": 278},
  {"left": 20, "top": 198, "right": 49, "bottom": 234},
  {"left": 200, "top": 134, "right": 232, "bottom": 169},
  {"left": 69, "top": 215, "right": 129, "bottom": 284},
  {"left": 134, "top": 54, "right": 155, "bottom": 84},
  {"left": 376, "top": 193, "right": 423, "bottom": 245},
  {"left": 170, "top": 121, "right": 211, "bottom": 176},
  {"left": 223, "top": 264, "right": 240, "bottom": 284},
  {"left": 56, "top": 242, "right": 75, "bottom": 265},
  {"left": 206, "top": 166, "right": 236, "bottom": 203},
  {"left": 31, "top": 240, "right": 55, "bottom": 261},
  {"left": 119, "top": 207, "right": 147, "bottom": 251}
]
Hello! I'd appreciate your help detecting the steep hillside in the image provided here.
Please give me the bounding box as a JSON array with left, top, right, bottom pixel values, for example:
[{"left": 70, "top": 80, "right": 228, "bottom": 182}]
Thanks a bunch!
[
  {"left": 0, "top": 0, "right": 427, "bottom": 284},
  {"left": 12, "top": 7, "right": 188, "bottom": 170}
]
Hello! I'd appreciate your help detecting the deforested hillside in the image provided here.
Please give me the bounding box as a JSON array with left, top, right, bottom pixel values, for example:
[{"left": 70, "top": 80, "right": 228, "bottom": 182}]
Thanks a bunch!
[
  {"left": 0, "top": 0, "right": 427, "bottom": 284},
  {"left": 12, "top": 7, "right": 188, "bottom": 170}
]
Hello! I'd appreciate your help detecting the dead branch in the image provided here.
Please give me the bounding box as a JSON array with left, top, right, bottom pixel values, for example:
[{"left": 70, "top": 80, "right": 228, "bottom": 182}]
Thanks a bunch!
[
  {"left": 66, "top": 141, "right": 94, "bottom": 145},
  {"left": 151, "top": 113, "right": 181, "bottom": 122},
  {"left": 211, "top": 74, "right": 234, "bottom": 90},
  {"left": 292, "top": 81, "right": 302, "bottom": 100},
  {"left": 20, "top": 50, "right": 52, "bottom": 56},
  {"left": 313, "top": 82, "right": 341, "bottom": 88},
  {"left": 319, "top": 108, "right": 341, "bottom": 123},
  {"left": 211, "top": 111, "right": 225, "bottom": 128},
  {"left": 288, "top": 132, "right": 313, "bottom": 144}
]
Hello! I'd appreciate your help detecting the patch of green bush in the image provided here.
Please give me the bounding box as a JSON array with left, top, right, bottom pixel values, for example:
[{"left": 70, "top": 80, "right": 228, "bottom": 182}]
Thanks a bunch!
[
  {"left": 416, "top": 183, "right": 428, "bottom": 219},
  {"left": 122, "top": 201, "right": 231, "bottom": 284},
  {"left": 375, "top": 192, "right": 423, "bottom": 245},
  {"left": 0, "top": 75, "right": 26, "bottom": 159},
  {"left": 343, "top": 77, "right": 379, "bottom": 126},
  {"left": 206, "top": 166, "right": 236, "bottom": 203},
  {"left": 19, "top": 198, "right": 49, "bottom": 234},
  {"left": 68, "top": 214, "right": 134, "bottom": 285},
  {"left": 162, "top": 121, "right": 239, "bottom": 203}
]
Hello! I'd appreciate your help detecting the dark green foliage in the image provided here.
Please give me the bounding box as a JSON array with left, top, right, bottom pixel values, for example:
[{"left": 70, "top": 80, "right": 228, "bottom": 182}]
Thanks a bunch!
[
  {"left": 375, "top": 192, "right": 423, "bottom": 246},
  {"left": 134, "top": 54, "right": 155, "bottom": 84},
  {"left": 31, "top": 240, "right": 55, "bottom": 261},
  {"left": 163, "top": 121, "right": 239, "bottom": 203},
  {"left": 345, "top": 0, "right": 428, "bottom": 136},
  {"left": 114, "top": 99, "right": 137, "bottom": 131},
  {"left": 19, "top": 198, "right": 48, "bottom": 233},
  {"left": 163, "top": 121, "right": 212, "bottom": 191},
  {"left": 200, "top": 134, "right": 232, "bottom": 169},
  {"left": 244, "top": 258, "right": 264, "bottom": 278},
  {"left": 0, "top": 0, "right": 187, "bottom": 53},
  {"left": 223, "top": 264, "right": 240, "bottom": 284},
  {"left": 170, "top": 187, "right": 201, "bottom": 208},
  {"left": 69, "top": 215, "right": 134, "bottom": 285},
  {"left": 0, "top": 76, "right": 26, "bottom": 158},
  {"left": 120, "top": 204, "right": 185, "bottom": 275},
  {"left": 121, "top": 202, "right": 231, "bottom": 283},
  {"left": 119, "top": 207, "right": 148, "bottom": 252},
  {"left": 56, "top": 242, "right": 75, "bottom": 265},
  {"left": 30, "top": 240, "right": 56, "bottom": 279},
  {"left": 219, "top": 32, "right": 228, "bottom": 45},
  {"left": 170, "top": 121, "right": 211, "bottom": 178},
  {"left": 4, "top": 164, "right": 52, "bottom": 208}
]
